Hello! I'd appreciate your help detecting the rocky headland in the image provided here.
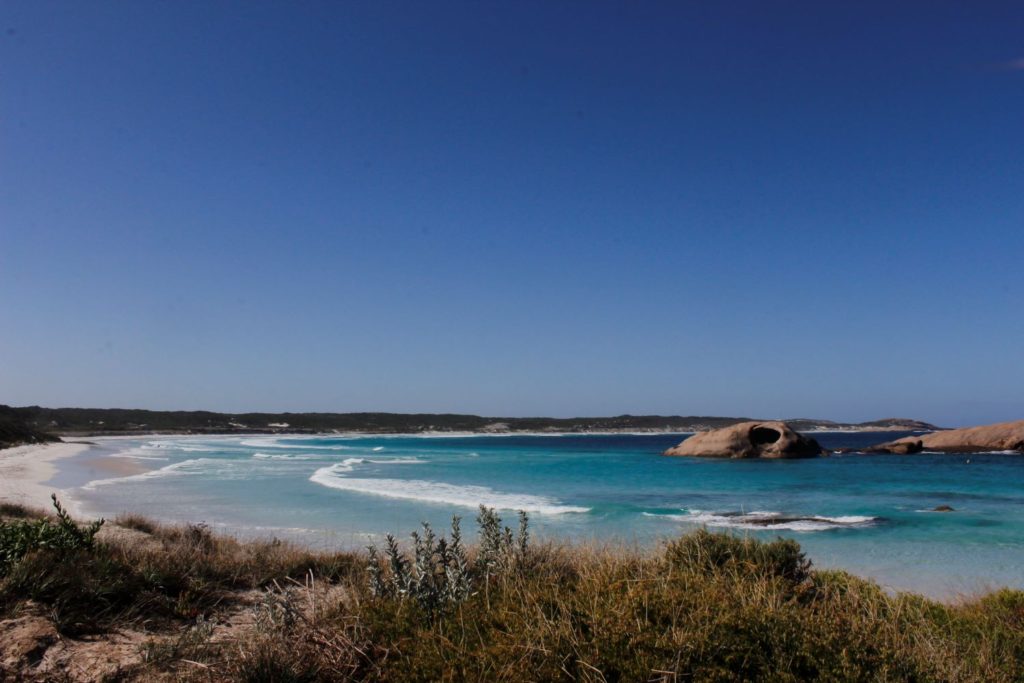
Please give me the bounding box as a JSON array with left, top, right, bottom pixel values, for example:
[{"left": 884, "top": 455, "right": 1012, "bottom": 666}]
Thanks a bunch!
[{"left": 866, "top": 419, "right": 1024, "bottom": 454}]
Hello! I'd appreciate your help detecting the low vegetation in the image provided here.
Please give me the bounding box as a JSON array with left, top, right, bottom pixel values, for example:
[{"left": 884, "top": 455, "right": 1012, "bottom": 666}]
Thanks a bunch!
[
  {"left": 0, "top": 405, "right": 59, "bottom": 449},
  {"left": 0, "top": 494, "right": 103, "bottom": 575},
  {"left": 1, "top": 501, "right": 1021, "bottom": 681},
  {"left": 1, "top": 403, "right": 937, "bottom": 436}
]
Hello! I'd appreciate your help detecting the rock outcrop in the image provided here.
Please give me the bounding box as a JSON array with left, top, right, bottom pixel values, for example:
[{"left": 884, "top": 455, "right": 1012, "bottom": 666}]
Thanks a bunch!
[
  {"left": 663, "top": 421, "right": 824, "bottom": 459},
  {"left": 865, "top": 440, "right": 923, "bottom": 455},
  {"left": 868, "top": 419, "right": 1024, "bottom": 454}
]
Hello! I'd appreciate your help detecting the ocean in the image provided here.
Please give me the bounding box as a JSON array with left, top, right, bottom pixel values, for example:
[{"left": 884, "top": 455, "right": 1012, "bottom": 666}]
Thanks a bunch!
[{"left": 54, "top": 432, "right": 1024, "bottom": 598}]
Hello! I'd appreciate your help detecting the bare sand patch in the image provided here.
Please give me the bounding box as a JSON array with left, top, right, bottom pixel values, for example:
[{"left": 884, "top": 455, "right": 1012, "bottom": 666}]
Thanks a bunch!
[{"left": 0, "top": 441, "right": 91, "bottom": 513}]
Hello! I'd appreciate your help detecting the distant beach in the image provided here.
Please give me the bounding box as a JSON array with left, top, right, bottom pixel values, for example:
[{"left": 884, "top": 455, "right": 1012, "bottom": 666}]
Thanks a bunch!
[{"left": 0, "top": 441, "right": 94, "bottom": 514}]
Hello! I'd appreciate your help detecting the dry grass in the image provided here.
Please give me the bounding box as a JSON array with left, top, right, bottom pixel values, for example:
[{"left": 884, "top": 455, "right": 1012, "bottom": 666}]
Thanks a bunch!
[
  {"left": 115, "top": 512, "right": 160, "bottom": 535},
  {"left": 0, "top": 501, "right": 41, "bottom": 519},
  {"left": 2, "top": 507, "right": 1023, "bottom": 681}
]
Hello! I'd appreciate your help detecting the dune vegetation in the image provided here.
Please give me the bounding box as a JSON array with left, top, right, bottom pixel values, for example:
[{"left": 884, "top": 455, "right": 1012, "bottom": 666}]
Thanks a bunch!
[
  {"left": 1, "top": 500, "right": 1022, "bottom": 681},
  {"left": 0, "top": 406, "right": 59, "bottom": 449},
  {"left": 1, "top": 403, "right": 937, "bottom": 437}
]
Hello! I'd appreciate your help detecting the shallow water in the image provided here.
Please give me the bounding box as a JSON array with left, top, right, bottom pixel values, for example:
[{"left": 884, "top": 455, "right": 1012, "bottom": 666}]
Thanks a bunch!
[{"left": 55, "top": 432, "right": 1024, "bottom": 598}]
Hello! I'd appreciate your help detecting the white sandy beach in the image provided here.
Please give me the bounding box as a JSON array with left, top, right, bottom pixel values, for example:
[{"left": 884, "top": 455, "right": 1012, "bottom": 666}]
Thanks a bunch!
[{"left": 0, "top": 441, "right": 91, "bottom": 513}]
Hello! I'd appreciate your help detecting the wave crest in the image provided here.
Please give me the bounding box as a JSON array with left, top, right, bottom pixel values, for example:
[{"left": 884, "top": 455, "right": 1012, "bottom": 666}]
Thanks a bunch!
[
  {"left": 141, "top": 442, "right": 218, "bottom": 453},
  {"left": 309, "top": 462, "right": 588, "bottom": 514},
  {"left": 239, "top": 437, "right": 354, "bottom": 451},
  {"left": 82, "top": 458, "right": 213, "bottom": 490},
  {"left": 643, "top": 509, "right": 879, "bottom": 532},
  {"left": 252, "top": 452, "right": 317, "bottom": 460}
]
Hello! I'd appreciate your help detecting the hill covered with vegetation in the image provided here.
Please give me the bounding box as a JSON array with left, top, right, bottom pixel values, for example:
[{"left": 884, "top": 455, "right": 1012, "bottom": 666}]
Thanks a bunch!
[
  {"left": 3, "top": 405, "right": 938, "bottom": 436},
  {"left": 0, "top": 405, "right": 60, "bottom": 449}
]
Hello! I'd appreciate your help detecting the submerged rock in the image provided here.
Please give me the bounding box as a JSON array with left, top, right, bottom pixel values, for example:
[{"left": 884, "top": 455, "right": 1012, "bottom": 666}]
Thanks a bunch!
[
  {"left": 663, "top": 421, "right": 824, "bottom": 459},
  {"left": 868, "top": 419, "right": 1024, "bottom": 454},
  {"left": 933, "top": 505, "right": 955, "bottom": 512}
]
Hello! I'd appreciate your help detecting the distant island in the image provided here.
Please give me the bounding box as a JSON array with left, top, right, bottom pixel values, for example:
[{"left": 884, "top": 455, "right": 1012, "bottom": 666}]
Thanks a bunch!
[{"left": 0, "top": 404, "right": 938, "bottom": 443}]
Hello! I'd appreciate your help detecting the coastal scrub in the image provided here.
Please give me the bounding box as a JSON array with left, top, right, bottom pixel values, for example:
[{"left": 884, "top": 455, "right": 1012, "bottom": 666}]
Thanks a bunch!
[{"left": 0, "top": 504, "right": 1022, "bottom": 681}]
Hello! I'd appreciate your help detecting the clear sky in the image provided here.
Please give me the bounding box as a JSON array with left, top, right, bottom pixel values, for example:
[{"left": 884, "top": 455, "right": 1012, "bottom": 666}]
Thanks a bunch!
[{"left": 2, "top": 2, "right": 1022, "bottom": 426}]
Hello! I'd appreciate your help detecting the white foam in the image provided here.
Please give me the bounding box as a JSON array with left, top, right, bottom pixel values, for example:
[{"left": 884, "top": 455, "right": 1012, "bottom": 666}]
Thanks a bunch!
[
  {"left": 319, "top": 457, "right": 361, "bottom": 473},
  {"left": 141, "top": 442, "right": 218, "bottom": 453},
  {"left": 252, "top": 452, "right": 317, "bottom": 460},
  {"left": 240, "top": 437, "right": 353, "bottom": 451},
  {"left": 309, "top": 463, "right": 588, "bottom": 514},
  {"left": 319, "top": 456, "right": 426, "bottom": 473},
  {"left": 82, "top": 458, "right": 212, "bottom": 490},
  {"left": 107, "top": 447, "right": 171, "bottom": 461},
  {"left": 643, "top": 509, "right": 878, "bottom": 532},
  {"left": 371, "top": 446, "right": 385, "bottom": 452},
  {"left": 110, "top": 454, "right": 170, "bottom": 461}
]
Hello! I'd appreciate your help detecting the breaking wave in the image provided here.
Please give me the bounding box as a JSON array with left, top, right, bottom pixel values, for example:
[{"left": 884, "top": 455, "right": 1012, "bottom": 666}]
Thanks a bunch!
[
  {"left": 82, "top": 458, "right": 214, "bottom": 490},
  {"left": 309, "top": 461, "right": 589, "bottom": 514},
  {"left": 141, "top": 442, "right": 219, "bottom": 453},
  {"left": 643, "top": 509, "right": 880, "bottom": 532},
  {"left": 252, "top": 452, "right": 318, "bottom": 460},
  {"left": 239, "top": 437, "right": 355, "bottom": 451}
]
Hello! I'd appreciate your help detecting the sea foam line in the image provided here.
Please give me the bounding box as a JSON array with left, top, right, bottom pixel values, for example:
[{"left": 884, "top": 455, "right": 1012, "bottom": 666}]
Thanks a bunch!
[
  {"left": 81, "top": 458, "right": 211, "bottom": 490},
  {"left": 309, "top": 462, "right": 589, "bottom": 514},
  {"left": 140, "top": 441, "right": 223, "bottom": 453},
  {"left": 252, "top": 452, "right": 318, "bottom": 460},
  {"left": 643, "top": 509, "right": 879, "bottom": 532},
  {"left": 240, "top": 437, "right": 355, "bottom": 451}
]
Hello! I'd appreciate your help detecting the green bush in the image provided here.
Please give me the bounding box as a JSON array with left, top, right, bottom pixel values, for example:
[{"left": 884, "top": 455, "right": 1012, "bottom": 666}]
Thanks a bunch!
[
  {"left": 367, "top": 506, "right": 527, "bottom": 619},
  {"left": 665, "top": 528, "right": 811, "bottom": 583},
  {"left": 0, "top": 494, "right": 103, "bottom": 575}
]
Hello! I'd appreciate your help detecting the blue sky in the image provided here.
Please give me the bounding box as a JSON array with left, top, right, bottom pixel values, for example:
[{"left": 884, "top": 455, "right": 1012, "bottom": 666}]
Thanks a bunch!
[{"left": 2, "top": 1, "right": 1022, "bottom": 426}]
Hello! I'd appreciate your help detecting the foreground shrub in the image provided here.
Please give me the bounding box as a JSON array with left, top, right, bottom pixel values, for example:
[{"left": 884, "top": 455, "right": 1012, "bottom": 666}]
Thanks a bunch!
[
  {"left": 0, "top": 494, "right": 103, "bottom": 575},
  {"left": 367, "top": 506, "right": 527, "bottom": 619},
  {"left": 665, "top": 528, "right": 811, "bottom": 584},
  {"left": 2, "top": 547, "right": 155, "bottom": 635}
]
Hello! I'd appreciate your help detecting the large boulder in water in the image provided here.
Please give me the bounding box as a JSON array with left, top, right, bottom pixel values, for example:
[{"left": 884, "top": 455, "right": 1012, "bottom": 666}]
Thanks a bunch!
[
  {"left": 865, "top": 439, "right": 923, "bottom": 455},
  {"left": 663, "top": 421, "right": 824, "bottom": 459},
  {"left": 868, "top": 419, "right": 1024, "bottom": 454}
]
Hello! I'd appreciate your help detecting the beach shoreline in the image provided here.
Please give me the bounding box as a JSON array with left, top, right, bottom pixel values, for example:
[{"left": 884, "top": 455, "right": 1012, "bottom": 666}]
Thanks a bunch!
[{"left": 0, "top": 440, "right": 93, "bottom": 515}]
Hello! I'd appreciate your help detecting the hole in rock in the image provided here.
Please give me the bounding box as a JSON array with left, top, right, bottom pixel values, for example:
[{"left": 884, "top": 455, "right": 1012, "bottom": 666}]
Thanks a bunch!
[{"left": 750, "top": 427, "right": 782, "bottom": 446}]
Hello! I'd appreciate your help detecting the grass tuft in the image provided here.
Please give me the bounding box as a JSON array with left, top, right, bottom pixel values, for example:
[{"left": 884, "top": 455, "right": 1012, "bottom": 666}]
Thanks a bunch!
[
  {"left": 0, "top": 502, "right": 39, "bottom": 519},
  {"left": 115, "top": 513, "right": 160, "bottom": 535}
]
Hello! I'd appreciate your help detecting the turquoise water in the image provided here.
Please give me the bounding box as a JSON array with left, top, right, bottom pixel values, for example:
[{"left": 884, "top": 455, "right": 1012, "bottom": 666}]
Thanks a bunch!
[{"left": 57, "top": 432, "right": 1024, "bottom": 597}]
